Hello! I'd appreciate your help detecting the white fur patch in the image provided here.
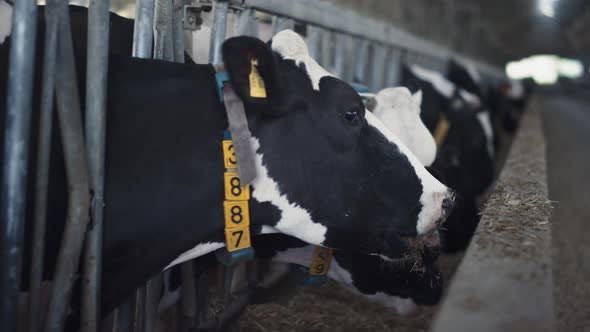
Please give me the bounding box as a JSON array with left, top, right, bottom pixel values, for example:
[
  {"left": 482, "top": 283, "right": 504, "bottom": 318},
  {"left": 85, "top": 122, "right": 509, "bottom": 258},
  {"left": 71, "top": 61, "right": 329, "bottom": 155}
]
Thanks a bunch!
[
  {"left": 371, "top": 87, "right": 436, "bottom": 167},
  {"left": 0, "top": 1, "right": 12, "bottom": 45},
  {"left": 164, "top": 242, "right": 224, "bottom": 270},
  {"left": 365, "top": 112, "right": 448, "bottom": 235},
  {"left": 476, "top": 111, "right": 495, "bottom": 158},
  {"left": 250, "top": 138, "right": 328, "bottom": 245},
  {"left": 458, "top": 89, "right": 482, "bottom": 109},
  {"left": 464, "top": 61, "right": 482, "bottom": 83},
  {"left": 409, "top": 65, "right": 455, "bottom": 98},
  {"left": 271, "top": 29, "right": 333, "bottom": 91}
]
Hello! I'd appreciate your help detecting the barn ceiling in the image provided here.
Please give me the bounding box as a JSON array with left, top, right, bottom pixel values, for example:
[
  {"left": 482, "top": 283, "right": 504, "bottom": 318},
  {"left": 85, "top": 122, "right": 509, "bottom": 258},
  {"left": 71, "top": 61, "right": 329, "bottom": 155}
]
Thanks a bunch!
[{"left": 324, "top": 0, "right": 590, "bottom": 67}]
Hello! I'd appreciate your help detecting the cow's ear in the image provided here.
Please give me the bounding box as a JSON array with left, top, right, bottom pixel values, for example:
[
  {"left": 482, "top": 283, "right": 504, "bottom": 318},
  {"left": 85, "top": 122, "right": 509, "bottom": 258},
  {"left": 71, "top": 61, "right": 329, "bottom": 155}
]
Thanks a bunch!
[
  {"left": 222, "top": 36, "right": 282, "bottom": 114},
  {"left": 412, "top": 90, "right": 423, "bottom": 107}
]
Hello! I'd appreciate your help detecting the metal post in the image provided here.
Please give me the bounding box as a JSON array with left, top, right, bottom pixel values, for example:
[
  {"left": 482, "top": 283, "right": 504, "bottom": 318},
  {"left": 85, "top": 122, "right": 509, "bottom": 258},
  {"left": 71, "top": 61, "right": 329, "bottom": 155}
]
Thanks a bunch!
[
  {"left": 306, "top": 25, "right": 321, "bottom": 60},
  {"left": 26, "top": 3, "right": 57, "bottom": 332},
  {"left": 81, "top": 0, "right": 110, "bottom": 331},
  {"left": 384, "top": 47, "right": 402, "bottom": 88},
  {"left": 0, "top": 0, "right": 38, "bottom": 329},
  {"left": 353, "top": 38, "right": 368, "bottom": 84},
  {"left": 172, "top": 6, "right": 185, "bottom": 62},
  {"left": 236, "top": 7, "right": 258, "bottom": 37},
  {"left": 132, "top": 287, "right": 146, "bottom": 332},
  {"left": 333, "top": 33, "right": 346, "bottom": 79},
  {"left": 180, "top": 264, "right": 197, "bottom": 329},
  {"left": 319, "top": 29, "right": 333, "bottom": 71},
  {"left": 132, "top": 0, "right": 155, "bottom": 58},
  {"left": 271, "top": 16, "right": 294, "bottom": 35},
  {"left": 209, "top": 0, "right": 228, "bottom": 65},
  {"left": 369, "top": 44, "right": 388, "bottom": 92},
  {"left": 334, "top": 33, "right": 354, "bottom": 83},
  {"left": 154, "top": 0, "right": 173, "bottom": 61},
  {"left": 44, "top": 0, "right": 91, "bottom": 330}
]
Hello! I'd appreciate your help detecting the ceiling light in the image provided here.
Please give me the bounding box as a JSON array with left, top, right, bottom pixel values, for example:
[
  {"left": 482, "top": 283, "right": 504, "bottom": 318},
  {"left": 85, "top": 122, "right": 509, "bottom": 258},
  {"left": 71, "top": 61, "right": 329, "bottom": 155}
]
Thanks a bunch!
[{"left": 539, "top": 0, "right": 557, "bottom": 18}]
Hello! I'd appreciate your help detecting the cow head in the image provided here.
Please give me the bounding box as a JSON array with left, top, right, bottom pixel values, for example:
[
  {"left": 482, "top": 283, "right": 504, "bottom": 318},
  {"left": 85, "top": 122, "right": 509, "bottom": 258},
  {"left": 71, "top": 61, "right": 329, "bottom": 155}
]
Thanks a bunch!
[
  {"left": 365, "top": 87, "right": 436, "bottom": 167},
  {"left": 222, "top": 30, "right": 453, "bottom": 259}
]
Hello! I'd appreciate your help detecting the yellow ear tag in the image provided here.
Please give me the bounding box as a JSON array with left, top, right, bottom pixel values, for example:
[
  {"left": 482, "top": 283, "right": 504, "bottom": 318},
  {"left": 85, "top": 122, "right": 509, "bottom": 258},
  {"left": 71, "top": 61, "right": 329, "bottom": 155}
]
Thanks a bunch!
[
  {"left": 434, "top": 113, "right": 451, "bottom": 147},
  {"left": 309, "top": 246, "right": 333, "bottom": 276},
  {"left": 249, "top": 59, "right": 267, "bottom": 99}
]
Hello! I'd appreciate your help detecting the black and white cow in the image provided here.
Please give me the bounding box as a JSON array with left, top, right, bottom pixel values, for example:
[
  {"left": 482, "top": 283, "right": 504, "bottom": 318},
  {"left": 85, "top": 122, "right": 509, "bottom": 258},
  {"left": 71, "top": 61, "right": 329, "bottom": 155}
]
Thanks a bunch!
[
  {"left": 401, "top": 64, "right": 494, "bottom": 252},
  {"left": 1, "top": 6, "right": 453, "bottom": 322},
  {"left": 159, "top": 87, "right": 444, "bottom": 316}
]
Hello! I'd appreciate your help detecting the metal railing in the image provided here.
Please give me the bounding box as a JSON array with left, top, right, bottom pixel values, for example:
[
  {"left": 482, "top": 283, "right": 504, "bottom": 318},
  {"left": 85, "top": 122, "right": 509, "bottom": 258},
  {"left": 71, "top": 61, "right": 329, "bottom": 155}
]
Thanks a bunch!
[{"left": 0, "top": 1, "right": 508, "bottom": 331}]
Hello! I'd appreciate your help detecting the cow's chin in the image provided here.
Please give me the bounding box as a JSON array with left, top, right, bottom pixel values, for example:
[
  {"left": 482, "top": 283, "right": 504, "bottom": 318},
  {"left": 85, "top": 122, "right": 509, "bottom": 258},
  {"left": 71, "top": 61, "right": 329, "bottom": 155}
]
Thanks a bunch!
[{"left": 380, "top": 231, "right": 441, "bottom": 268}]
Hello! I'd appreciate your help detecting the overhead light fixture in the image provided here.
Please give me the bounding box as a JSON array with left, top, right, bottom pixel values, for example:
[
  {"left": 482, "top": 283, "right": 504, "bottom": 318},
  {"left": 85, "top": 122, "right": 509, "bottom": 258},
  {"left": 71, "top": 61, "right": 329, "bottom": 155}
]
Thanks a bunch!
[
  {"left": 506, "top": 55, "right": 583, "bottom": 85},
  {"left": 539, "top": 0, "right": 557, "bottom": 18}
]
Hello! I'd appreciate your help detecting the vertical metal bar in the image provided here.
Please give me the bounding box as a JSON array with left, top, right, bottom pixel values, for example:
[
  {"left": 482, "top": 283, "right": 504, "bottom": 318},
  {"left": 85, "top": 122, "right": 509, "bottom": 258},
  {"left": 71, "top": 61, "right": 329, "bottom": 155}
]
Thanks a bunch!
[
  {"left": 334, "top": 33, "right": 354, "bottom": 83},
  {"left": 27, "top": 4, "right": 57, "bottom": 332},
  {"left": 353, "top": 38, "right": 368, "bottom": 84},
  {"left": 81, "top": 0, "right": 110, "bottom": 331},
  {"left": 132, "top": 0, "right": 155, "bottom": 58},
  {"left": 306, "top": 25, "right": 321, "bottom": 60},
  {"left": 209, "top": 0, "right": 228, "bottom": 65},
  {"left": 180, "top": 264, "right": 197, "bottom": 329},
  {"left": 154, "top": 0, "right": 173, "bottom": 61},
  {"left": 0, "top": 0, "right": 38, "bottom": 330},
  {"left": 172, "top": 6, "right": 185, "bottom": 62},
  {"left": 43, "top": 0, "right": 91, "bottom": 330},
  {"left": 369, "top": 44, "right": 388, "bottom": 92},
  {"left": 333, "top": 33, "right": 346, "bottom": 79},
  {"left": 271, "top": 16, "right": 294, "bottom": 35},
  {"left": 144, "top": 274, "right": 162, "bottom": 332},
  {"left": 384, "top": 47, "right": 402, "bottom": 88},
  {"left": 319, "top": 29, "right": 333, "bottom": 70},
  {"left": 132, "top": 287, "right": 146, "bottom": 332},
  {"left": 236, "top": 8, "right": 258, "bottom": 37}
]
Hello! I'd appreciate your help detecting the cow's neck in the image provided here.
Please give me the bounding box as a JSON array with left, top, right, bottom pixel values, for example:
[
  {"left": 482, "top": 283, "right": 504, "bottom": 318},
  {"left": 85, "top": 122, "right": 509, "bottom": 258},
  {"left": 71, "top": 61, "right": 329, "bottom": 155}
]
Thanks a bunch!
[{"left": 100, "top": 56, "right": 280, "bottom": 313}]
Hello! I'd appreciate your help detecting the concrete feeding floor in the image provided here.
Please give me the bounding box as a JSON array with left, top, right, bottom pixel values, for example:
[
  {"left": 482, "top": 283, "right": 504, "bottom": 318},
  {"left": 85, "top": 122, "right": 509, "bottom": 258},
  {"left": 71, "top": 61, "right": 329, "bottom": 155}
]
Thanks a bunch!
[{"left": 542, "top": 90, "right": 590, "bottom": 332}]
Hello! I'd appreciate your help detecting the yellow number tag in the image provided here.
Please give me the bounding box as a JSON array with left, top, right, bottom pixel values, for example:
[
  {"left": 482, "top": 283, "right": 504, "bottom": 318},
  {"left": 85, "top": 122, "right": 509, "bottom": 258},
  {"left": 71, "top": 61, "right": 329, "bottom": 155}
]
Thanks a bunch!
[
  {"left": 224, "top": 172, "right": 250, "bottom": 201},
  {"left": 225, "top": 226, "right": 251, "bottom": 252},
  {"left": 222, "top": 140, "right": 237, "bottom": 169},
  {"left": 309, "top": 246, "right": 333, "bottom": 276},
  {"left": 249, "top": 59, "right": 267, "bottom": 99},
  {"left": 224, "top": 200, "right": 250, "bottom": 229},
  {"left": 433, "top": 113, "right": 451, "bottom": 147}
]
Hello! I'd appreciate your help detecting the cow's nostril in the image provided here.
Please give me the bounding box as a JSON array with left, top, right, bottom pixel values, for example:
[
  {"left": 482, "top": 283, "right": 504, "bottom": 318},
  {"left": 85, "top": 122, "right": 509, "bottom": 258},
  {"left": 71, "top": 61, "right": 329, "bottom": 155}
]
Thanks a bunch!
[{"left": 442, "top": 197, "right": 454, "bottom": 216}]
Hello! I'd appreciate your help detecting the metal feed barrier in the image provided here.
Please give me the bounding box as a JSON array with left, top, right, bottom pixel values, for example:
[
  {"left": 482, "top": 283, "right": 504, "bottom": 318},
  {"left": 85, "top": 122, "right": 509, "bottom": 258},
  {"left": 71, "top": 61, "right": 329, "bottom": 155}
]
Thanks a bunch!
[{"left": 0, "top": 1, "right": 506, "bottom": 331}]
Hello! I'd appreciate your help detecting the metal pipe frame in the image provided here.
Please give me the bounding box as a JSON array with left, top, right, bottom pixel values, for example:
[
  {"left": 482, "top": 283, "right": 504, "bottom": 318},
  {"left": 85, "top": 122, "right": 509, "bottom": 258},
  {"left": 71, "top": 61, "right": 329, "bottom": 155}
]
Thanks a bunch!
[
  {"left": 353, "top": 38, "right": 369, "bottom": 84},
  {"left": 81, "top": 0, "right": 111, "bottom": 331},
  {"left": 319, "top": 29, "right": 333, "bottom": 71},
  {"left": 172, "top": 6, "right": 185, "bottom": 62},
  {"left": 271, "top": 15, "right": 294, "bottom": 35},
  {"left": 228, "top": 0, "right": 505, "bottom": 80},
  {"left": 27, "top": 3, "right": 58, "bottom": 332},
  {"left": 0, "top": 0, "right": 38, "bottom": 330},
  {"left": 369, "top": 44, "right": 388, "bottom": 92},
  {"left": 44, "top": 0, "right": 91, "bottom": 330},
  {"left": 154, "top": 0, "right": 174, "bottom": 61},
  {"left": 305, "top": 25, "right": 321, "bottom": 60},
  {"left": 236, "top": 7, "right": 259, "bottom": 38},
  {"left": 209, "top": 0, "right": 228, "bottom": 65},
  {"left": 132, "top": 0, "right": 155, "bottom": 58},
  {"left": 384, "top": 47, "right": 402, "bottom": 88}
]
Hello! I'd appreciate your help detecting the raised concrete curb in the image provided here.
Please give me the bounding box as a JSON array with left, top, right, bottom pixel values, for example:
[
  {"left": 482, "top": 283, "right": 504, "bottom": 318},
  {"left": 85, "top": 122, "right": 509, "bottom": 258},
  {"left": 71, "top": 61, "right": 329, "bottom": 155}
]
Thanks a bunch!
[{"left": 431, "top": 96, "right": 554, "bottom": 332}]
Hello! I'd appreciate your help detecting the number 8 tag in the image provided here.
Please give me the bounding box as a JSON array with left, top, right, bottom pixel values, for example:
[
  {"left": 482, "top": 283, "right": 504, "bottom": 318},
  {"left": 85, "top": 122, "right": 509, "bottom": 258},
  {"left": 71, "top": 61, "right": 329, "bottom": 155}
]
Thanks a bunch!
[
  {"left": 224, "top": 172, "right": 250, "bottom": 201},
  {"left": 223, "top": 200, "right": 250, "bottom": 229}
]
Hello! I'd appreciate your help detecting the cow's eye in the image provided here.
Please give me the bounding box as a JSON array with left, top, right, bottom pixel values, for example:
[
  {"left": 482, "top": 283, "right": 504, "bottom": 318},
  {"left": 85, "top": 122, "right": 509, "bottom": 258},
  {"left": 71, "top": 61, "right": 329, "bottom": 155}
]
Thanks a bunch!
[{"left": 342, "top": 110, "right": 360, "bottom": 125}]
